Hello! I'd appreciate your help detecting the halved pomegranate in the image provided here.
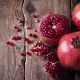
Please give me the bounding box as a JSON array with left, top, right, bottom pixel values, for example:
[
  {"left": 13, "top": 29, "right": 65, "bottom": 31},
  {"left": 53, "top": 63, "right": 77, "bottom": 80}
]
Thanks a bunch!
[
  {"left": 37, "top": 13, "right": 70, "bottom": 45},
  {"left": 30, "top": 41, "right": 57, "bottom": 60}
]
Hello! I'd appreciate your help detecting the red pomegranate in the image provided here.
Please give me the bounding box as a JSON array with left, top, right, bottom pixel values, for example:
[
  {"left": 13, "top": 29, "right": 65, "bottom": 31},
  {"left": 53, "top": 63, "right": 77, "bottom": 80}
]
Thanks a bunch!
[
  {"left": 37, "top": 13, "right": 70, "bottom": 45},
  {"left": 72, "top": 3, "right": 80, "bottom": 30},
  {"left": 44, "top": 60, "right": 74, "bottom": 79},
  {"left": 57, "top": 32, "right": 80, "bottom": 70},
  {"left": 30, "top": 41, "right": 57, "bottom": 60}
]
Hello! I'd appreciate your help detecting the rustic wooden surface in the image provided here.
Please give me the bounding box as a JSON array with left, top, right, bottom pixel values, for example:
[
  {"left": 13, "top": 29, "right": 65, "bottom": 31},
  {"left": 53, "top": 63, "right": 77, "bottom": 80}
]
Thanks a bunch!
[
  {"left": 24, "top": 0, "right": 71, "bottom": 80},
  {"left": 0, "top": 0, "right": 24, "bottom": 80},
  {"left": 0, "top": 0, "right": 80, "bottom": 80}
]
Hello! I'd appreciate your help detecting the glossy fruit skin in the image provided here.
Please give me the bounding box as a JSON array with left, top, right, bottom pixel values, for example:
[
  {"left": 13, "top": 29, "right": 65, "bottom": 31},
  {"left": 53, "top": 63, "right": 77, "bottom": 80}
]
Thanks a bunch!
[
  {"left": 57, "top": 32, "right": 80, "bottom": 70},
  {"left": 72, "top": 3, "right": 80, "bottom": 30},
  {"left": 37, "top": 13, "right": 69, "bottom": 45},
  {"left": 44, "top": 60, "right": 73, "bottom": 79}
]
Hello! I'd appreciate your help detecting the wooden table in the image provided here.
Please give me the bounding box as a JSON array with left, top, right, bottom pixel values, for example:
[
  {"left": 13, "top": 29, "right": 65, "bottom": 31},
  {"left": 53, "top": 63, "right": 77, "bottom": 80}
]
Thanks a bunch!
[{"left": 0, "top": 0, "right": 80, "bottom": 80}]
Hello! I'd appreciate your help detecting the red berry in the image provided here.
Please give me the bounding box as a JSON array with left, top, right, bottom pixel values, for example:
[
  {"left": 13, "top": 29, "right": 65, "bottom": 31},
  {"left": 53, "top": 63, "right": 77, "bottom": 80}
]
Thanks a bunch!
[
  {"left": 44, "top": 61, "right": 73, "bottom": 79},
  {"left": 12, "top": 36, "right": 22, "bottom": 40},
  {"left": 6, "top": 41, "right": 15, "bottom": 46},
  {"left": 37, "top": 13, "right": 69, "bottom": 45}
]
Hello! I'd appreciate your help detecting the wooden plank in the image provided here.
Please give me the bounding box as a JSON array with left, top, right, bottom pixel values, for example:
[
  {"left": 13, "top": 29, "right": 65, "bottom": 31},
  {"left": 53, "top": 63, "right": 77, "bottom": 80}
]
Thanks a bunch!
[
  {"left": 71, "top": 1, "right": 80, "bottom": 80},
  {"left": 0, "top": 0, "right": 25, "bottom": 80},
  {"left": 23, "top": 0, "right": 73, "bottom": 80}
]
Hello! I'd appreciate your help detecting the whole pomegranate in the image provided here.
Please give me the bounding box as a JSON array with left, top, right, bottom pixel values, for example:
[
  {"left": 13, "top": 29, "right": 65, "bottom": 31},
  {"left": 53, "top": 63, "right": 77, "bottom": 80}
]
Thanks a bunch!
[
  {"left": 37, "top": 13, "right": 70, "bottom": 45},
  {"left": 57, "top": 32, "right": 80, "bottom": 70},
  {"left": 72, "top": 3, "right": 80, "bottom": 30}
]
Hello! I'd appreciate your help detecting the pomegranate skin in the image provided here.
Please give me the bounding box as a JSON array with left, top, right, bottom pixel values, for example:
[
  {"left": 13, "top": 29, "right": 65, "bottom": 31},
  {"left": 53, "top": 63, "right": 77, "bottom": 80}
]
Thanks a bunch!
[
  {"left": 72, "top": 3, "right": 80, "bottom": 30},
  {"left": 37, "top": 13, "right": 69, "bottom": 45},
  {"left": 57, "top": 32, "right": 80, "bottom": 70}
]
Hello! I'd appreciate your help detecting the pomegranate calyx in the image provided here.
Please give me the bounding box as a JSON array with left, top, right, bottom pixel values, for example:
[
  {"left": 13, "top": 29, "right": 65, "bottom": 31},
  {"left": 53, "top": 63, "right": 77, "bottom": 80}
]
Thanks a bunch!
[{"left": 72, "top": 36, "right": 80, "bottom": 49}]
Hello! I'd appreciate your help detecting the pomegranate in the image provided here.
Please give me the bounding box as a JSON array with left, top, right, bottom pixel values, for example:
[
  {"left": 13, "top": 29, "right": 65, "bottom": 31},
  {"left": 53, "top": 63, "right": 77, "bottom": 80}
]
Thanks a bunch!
[
  {"left": 57, "top": 32, "right": 80, "bottom": 70},
  {"left": 30, "top": 41, "right": 57, "bottom": 60},
  {"left": 37, "top": 13, "right": 69, "bottom": 45},
  {"left": 30, "top": 41, "right": 50, "bottom": 58},
  {"left": 44, "top": 60, "right": 73, "bottom": 79},
  {"left": 46, "top": 49, "right": 58, "bottom": 61},
  {"left": 72, "top": 3, "right": 80, "bottom": 30}
]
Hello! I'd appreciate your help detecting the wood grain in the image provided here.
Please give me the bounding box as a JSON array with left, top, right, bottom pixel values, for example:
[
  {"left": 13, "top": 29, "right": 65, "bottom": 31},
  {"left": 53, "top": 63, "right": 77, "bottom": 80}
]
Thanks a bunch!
[
  {"left": 23, "top": 0, "right": 74, "bottom": 80},
  {"left": 0, "top": 0, "right": 25, "bottom": 80},
  {"left": 0, "top": 0, "right": 80, "bottom": 80}
]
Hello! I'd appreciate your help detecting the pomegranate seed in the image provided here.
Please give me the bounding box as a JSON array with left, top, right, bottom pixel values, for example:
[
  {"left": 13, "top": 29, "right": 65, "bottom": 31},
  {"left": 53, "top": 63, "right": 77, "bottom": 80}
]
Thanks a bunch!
[
  {"left": 14, "top": 26, "right": 22, "bottom": 32},
  {"left": 34, "top": 29, "right": 37, "bottom": 32},
  {"left": 32, "top": 14, "right": 38, "bottom": 18},
  {"left": 29, "top": 33, "right": 37, "bottom": 38},
  {"left": 21, "top": 52, "right": 26, "bottom": 56},
  {"left": 6, "top": 41, "right": 15, "bottom": 46},
  {"left": 18, "top": 19, "right": 24, "bottom": 23},
  {"left": 25, "top": 26, "right": 32, "bottom": 30},
  {"left": 12, "top": 36, "right": 22, "bottom": 40},
  {"left": 30, "top": 41, "right": 50, "bottom": 58},
  {"left": 26, "top": 51, "right": 32, "bottom": 56},
  {"left": 24, "top": 37, "right": 32, "bottom": 44},
  {"left": 35, "top": 19, "right": 40, "bottom": 23},
  {"left": 46, "top": 49, "right": 58, "bottom": 61}
]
